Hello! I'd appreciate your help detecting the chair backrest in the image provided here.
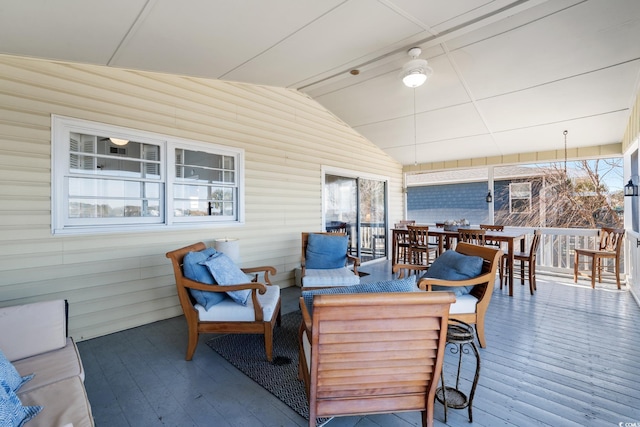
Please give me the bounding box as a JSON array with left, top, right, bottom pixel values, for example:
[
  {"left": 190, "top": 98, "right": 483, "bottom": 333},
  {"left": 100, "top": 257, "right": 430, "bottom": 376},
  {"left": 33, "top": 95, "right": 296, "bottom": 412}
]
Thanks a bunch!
[
  {"left": 406, "top": 224, "right": 429, "bottom": 247},
  {"left": 326, "top": 221, "right": 348, "bottom": 234},
  {"left": 166, "top": 242, "right": 207, "bottom": 312},
  {"left": 458, "top": 228, "right": 486, "bottom": 246},
  {"left": 598, "top": 227, "right": 625, "bottom": 254},
  {"left": 308, "top": 291, "right": 455, "bottom": 425},
  {"left": 396, "top": 219, "right": 415, "bottom": 228},
  {"left": 528, "top": 229, "right": 542, "bottom": 259},
  {"left": 479, "top": 224, "right": 504, "bottom": 246},
  {"left": 479, "top": 224, "right": 504, "bottom": 232}
]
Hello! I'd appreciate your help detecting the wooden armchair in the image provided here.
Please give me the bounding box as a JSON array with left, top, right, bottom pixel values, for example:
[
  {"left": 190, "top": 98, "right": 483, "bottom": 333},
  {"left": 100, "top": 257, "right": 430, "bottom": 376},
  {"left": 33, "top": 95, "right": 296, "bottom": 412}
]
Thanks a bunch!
[
  {"left": 393, "top": 242, "right": 502, "bottom": 348},
  {"left": 298, "top": 291, "right": 455, "bottom": 427},
  {"left": 300, "top": 232, "right": 360, "bottom": 289},
  {"left": 166, "top": 242, "right": 281, "bottom": 361}
]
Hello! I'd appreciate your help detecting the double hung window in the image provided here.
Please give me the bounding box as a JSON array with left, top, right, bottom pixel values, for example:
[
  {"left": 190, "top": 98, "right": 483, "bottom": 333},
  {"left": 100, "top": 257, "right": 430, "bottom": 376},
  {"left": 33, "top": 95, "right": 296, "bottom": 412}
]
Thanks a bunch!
[{"left": 52, "top": 116, "right": 243, "bottom": 234}]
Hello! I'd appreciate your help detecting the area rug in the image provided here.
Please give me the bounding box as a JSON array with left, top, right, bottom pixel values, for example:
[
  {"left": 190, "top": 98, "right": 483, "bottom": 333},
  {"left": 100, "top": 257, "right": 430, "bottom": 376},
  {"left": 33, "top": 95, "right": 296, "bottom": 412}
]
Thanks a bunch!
[{"left": 207, "top": 311, "right": 326, "bottom": 422}]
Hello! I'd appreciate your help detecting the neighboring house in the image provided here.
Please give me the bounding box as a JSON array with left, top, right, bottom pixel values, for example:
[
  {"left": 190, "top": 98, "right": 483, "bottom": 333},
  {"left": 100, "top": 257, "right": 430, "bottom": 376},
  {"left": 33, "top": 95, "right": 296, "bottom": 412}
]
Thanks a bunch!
[{"left": 407, "top": 166, "right": 546, "bottom": 226}]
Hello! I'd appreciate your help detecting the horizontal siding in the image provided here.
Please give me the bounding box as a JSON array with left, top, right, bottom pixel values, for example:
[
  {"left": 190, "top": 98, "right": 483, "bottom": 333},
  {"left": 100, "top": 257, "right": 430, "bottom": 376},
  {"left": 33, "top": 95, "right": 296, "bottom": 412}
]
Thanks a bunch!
[
  {"left": 0, "top": 54, "right": 403, "bottom": 341},
  {"left": 623, "top": 90, "right": 640, "bottom": 153}
]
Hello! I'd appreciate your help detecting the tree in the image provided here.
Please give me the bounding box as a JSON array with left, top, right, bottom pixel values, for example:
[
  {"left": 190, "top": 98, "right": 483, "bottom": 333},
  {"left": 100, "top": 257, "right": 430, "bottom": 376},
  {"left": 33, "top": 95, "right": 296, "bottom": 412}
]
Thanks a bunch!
[{"left": 497, "top": 159, "right": 623, "bottom": 229}]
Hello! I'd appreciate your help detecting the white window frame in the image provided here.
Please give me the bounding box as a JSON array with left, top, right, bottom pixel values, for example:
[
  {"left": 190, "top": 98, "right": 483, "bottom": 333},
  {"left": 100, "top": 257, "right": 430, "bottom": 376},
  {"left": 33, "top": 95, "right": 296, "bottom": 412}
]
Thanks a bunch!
[
  {"left": 509, "top": 182, "right": 532, "bottom": 214},
  {"left": 52, "top": 116, "right": 244, "bottom": 235}
]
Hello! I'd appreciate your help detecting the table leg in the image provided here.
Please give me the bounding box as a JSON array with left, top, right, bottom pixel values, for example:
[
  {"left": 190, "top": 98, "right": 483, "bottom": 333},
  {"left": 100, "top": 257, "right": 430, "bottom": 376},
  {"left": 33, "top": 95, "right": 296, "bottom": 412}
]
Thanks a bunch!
[{"left": 508, "top": 239, "right": 514, "bottom": 297}]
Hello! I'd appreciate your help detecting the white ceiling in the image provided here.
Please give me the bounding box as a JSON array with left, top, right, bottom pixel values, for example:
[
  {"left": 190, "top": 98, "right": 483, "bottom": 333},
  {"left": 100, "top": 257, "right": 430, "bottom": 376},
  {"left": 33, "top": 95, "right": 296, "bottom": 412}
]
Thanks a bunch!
[{"left": 2, "top": 0, "right": 639, "bottom": 167}]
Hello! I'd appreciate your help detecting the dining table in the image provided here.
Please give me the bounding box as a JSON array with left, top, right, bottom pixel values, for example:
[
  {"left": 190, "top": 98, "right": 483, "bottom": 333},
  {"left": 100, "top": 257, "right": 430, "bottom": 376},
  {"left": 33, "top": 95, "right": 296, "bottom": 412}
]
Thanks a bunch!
[{"left": 392, "top": 227, "right": 526, "bottom": 297}]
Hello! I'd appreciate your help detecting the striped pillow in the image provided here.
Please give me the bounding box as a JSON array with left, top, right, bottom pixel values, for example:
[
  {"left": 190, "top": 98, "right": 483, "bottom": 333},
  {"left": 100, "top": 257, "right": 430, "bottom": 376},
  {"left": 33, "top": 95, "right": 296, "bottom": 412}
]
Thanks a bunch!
[{"left": 302, "top": 276, "right": 418, "bottom": 316}]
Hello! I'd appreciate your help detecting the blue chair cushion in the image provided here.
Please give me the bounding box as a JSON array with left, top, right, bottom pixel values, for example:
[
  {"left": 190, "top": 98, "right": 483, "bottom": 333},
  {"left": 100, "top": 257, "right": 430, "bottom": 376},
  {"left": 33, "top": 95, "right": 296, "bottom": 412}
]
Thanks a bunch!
[
  {"left": 302, "top": 276, "right": 417, "bottom": 316},
  {"left": 0, "top": 378, "right": 42, "bottom": 426},
  {"left": 200, "top": 252, "right": 252, "bottom": 306},
  {"left": 422, "top": 250, "right": 484, "bottom": 296},
  {"left": 305, "top": 233, "right": 348, "bottom": 269},
  {"left": 183, "top": 247, "right": 227, "bottom": 309},
  {"left": 0, "top": 349, "right": 33, "bottom": 393}
]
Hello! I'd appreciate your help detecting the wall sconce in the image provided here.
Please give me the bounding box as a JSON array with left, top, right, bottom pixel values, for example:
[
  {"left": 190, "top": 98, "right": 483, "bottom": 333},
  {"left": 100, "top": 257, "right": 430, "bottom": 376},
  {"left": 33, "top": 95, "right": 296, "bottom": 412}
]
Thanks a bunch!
[
  {"left": 624, "top": 176, "right": 638, "bottom": 197},
  {"left": 486, "top": 191, "right": 493, "bottom": 203}
]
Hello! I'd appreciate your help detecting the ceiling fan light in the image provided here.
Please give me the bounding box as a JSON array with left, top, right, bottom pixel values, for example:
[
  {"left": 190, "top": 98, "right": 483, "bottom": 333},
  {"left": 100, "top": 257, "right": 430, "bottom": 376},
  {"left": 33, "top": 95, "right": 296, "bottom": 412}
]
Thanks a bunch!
[
  {"left": 109, "top": 137, "right": 129, "bottom": 146},
  {"left": 400, "top": 49, "right": 432, "bottom": 88},
  {"left": 402, "top": 70, "right": 427, "bottom": 88}
]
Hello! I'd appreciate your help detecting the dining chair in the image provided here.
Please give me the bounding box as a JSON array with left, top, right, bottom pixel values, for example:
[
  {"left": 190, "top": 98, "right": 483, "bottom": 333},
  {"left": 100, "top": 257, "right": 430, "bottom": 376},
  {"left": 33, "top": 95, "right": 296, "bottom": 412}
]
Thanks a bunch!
[
  {"left": 392, "top": 228, "right": 410, "bottom": 265},
  {"left": 479, "top": 224, "right": 504, "bottom": 248},
  {"left": 573, "top": 227, "right": 625, "bottom": 289},
  {"left": 500, "top": 229, "right": 541, "bottom": 295},
  {"left": 407, "top": 225, "right": 438, "bottom": 266},
  {"left": 458, "top": 228, "right": 486, "bottom": 246}
]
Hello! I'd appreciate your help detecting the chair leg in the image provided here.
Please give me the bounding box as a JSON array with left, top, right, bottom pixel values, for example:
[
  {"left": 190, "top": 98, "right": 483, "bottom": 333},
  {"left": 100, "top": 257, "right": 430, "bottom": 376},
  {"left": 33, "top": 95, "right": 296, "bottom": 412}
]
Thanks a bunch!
[
  {"left": 264, "top": 325, "right": 274, "bottom": 362},
  {"left": 476, "top": 322, "right": 486, "bottom": 349},
  {"left": 528, "top": 261, "right": 535, "bottom": 295},
  {"left": 591, "top": 256, "right": 597, "bottom": 289},
  {"left": 615, "top": 256, "right": 622, "bottom": 289},
  {"left": 185, "top": 327, "right": 199, "bottom": 361},
  {"left": 573, "top": 252, "right": 579, "bottom": 282}
]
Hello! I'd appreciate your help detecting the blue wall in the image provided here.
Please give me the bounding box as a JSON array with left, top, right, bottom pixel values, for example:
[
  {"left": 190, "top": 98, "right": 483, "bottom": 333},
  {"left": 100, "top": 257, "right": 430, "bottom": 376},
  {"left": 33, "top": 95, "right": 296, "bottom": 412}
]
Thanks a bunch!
[{"left": 407, "top": 182, "right": 490, "bottom": 225}]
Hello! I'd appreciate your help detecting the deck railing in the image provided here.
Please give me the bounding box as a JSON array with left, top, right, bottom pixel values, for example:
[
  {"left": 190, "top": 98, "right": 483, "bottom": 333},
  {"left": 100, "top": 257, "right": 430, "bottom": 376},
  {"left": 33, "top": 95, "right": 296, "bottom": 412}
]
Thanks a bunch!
[
  {"left": 357, "top": 224, "right": 633, "bottom": 287},
  {"left": 503, "top": 226, "right": 626, "bottom": 279}
]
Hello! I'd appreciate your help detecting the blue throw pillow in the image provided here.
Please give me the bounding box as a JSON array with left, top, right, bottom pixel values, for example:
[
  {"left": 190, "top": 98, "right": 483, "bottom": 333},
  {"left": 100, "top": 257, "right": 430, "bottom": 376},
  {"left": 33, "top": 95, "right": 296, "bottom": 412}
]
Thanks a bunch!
[
  {"left": 301, "top": 276, "right": 417, "bottom": 316},
  {"left": 0, "top": 378, "right": 42, "bottom": 427},
  {"left": 183, "top": 247, "right": 227, "bottom": 309},
  {"left": 0, "top": 350, "right": 33, "bottom": 393},
  {"left": 422, "top": 250, "right": 484, "bottom": 296},
  {"left": 200, "top": 252, "right": 252, "bottom": 306},
  {"left": 306, "top": 233, "right": 348, "bottom": 269}
]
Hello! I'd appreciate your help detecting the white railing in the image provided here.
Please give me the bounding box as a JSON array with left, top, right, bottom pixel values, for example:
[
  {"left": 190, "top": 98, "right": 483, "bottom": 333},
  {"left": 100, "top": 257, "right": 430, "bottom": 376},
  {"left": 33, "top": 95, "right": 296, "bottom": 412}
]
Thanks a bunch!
[{"left": 504, "top": 226, "right": 623, "bottom": 278}]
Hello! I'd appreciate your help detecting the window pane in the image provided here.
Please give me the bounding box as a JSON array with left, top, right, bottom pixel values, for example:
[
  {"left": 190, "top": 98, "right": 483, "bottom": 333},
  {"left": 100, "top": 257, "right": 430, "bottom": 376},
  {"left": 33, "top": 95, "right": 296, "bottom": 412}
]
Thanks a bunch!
[{"left": 175, "top": 149, "right": 235, "bottom": 184}]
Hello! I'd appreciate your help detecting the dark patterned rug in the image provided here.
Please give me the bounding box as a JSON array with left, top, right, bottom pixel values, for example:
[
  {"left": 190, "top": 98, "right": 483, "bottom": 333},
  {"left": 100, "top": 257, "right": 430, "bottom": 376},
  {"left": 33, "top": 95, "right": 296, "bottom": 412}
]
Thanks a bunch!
[{"left": 207, "top": 311, "right": 326, "bottom": 422}]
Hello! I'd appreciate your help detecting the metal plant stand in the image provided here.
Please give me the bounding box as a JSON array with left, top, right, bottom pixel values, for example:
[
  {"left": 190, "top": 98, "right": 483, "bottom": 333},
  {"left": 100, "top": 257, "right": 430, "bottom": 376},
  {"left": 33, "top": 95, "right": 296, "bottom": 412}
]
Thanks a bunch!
[{"left": 435, "top": 319, "right": 481, "bottom": 423}]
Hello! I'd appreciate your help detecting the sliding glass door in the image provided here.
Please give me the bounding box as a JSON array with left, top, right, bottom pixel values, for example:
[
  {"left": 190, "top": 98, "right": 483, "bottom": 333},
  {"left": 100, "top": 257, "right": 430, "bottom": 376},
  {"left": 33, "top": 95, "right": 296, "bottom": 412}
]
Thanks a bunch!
[{"left": 324, "top": 173, "right": 387, "bottom": 262}]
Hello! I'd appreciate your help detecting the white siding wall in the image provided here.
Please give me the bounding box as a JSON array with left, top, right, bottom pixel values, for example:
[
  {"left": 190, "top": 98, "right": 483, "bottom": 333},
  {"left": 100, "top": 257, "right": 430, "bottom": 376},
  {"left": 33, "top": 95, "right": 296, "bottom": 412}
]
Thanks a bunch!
[{"left": 0, "top": 55, "right": 404, "bottom": 341}]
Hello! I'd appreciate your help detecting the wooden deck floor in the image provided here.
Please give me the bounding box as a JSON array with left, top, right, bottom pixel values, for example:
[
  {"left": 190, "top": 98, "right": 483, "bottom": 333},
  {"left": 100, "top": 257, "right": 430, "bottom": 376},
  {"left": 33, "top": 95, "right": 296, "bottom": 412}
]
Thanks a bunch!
[{"left": 78, "top": 265, "right": 640, "bottom": 426}]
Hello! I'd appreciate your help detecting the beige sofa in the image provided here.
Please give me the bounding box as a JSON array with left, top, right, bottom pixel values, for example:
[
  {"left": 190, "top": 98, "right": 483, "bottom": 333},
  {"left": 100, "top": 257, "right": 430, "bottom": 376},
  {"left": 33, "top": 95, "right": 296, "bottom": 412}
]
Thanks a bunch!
[{"left": 0, "top": 300, "right": 94, "bottom": 427}]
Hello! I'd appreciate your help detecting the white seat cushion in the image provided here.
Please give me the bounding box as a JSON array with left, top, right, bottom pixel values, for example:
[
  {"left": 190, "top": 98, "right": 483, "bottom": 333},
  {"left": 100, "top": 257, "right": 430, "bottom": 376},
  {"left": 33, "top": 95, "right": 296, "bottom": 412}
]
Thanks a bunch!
[
  {"left": 195, "top": 285, "right": 280, "bottom": 321},
  {"left": 448, "top": 293, "right": 478, "bottom": 314},
  {"left": 301, "top": 267, "right": 360, "bottom": 287}
]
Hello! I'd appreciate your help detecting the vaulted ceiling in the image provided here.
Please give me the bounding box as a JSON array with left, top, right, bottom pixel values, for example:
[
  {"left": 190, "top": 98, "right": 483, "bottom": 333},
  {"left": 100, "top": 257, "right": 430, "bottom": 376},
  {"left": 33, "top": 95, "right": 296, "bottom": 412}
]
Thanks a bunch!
[{"left": 2, "top": 0, "right": 639, "bottom": 167}]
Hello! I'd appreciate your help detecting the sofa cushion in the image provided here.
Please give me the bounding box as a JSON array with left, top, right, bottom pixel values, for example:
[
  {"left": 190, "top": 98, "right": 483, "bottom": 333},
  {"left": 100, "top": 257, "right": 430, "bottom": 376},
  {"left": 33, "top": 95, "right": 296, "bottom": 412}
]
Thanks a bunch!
[
  {"left": 422, "top": 250, "right": 483, "bottom": 296},
  {"left": 0, "top": 350, "right": 33, "bottom": 393},
  {"left": 183, "top": 247, "right": 227, "bottom": 309},
  {"left": 0, "top": 379, "right": 42, "bottom": 427},
  {"left": 12, "top": 338, "right": 84, "bottom": 394},
  {"left": 201, "top": 252, "right": 252, "bottom": 306},
  {"left": 17, "top": 376, "right": 92, "bottom": 427},
  {"left": 302, "top": 277, "right": 417, "bottom": 316},
  {"left": 0, "top": 300, "right": 67, "bottom": 362},
  {"left": 305, "top": 233, "right": 348, "bottom": 269}
]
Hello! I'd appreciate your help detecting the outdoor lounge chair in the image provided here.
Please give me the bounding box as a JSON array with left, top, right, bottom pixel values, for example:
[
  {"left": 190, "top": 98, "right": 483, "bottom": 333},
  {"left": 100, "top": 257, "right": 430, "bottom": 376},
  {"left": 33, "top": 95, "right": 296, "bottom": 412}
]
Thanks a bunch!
[
  {"left": 166, "top": 242, "right": 281, "bottom": 361},
  {"left": 298, "top": 291, "right": 455, "bottom": 427}
]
